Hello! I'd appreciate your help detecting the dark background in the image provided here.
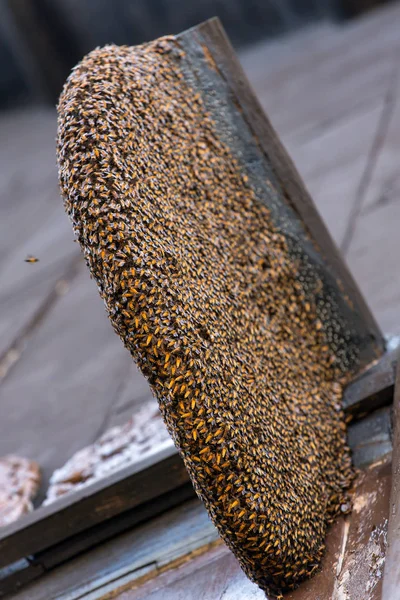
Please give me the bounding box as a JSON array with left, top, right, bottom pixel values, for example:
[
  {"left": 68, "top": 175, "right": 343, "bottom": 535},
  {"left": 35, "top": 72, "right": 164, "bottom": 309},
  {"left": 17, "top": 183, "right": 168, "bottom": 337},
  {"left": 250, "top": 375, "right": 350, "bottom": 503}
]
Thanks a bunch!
[{"left": 0, "top": 0, "right": 390, "bottom": 109}]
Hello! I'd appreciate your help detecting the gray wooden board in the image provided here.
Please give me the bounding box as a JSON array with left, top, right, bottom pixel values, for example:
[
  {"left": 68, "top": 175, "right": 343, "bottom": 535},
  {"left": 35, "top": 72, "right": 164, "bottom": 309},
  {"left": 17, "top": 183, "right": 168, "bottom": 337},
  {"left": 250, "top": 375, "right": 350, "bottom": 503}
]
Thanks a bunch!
[
  {"left": 97, "top": 458, "right": 392, "bottom": 600},
  {"left": 9, "top": 498, "right": 218, "bottom": 600},
  {"left": 382, "top": 353, "right": 400, "bottom": 599},
  {"left": 0, "top": 266, "right": 152, "bottom": 502},
  {"left": 288, "top": 101, "right": 384, "bottom": 247},
  {"left": 33, "top": 442, "right": 390, "bottom": 600},
  {"left": 348, "top": 406, "right": 392, "bottom": 468},
  {"left": 347, "top": 197, "right": 400, "bottom": 336},
  {"left": 342, "top": 346, "right": 396, "bottom": 416},
  {"left": 357, "top": 49, "right": 400, "bottom": 213},
  {"left": 0, "top": 108, "right": 80, "bottom": 360},
  {"left": 345, "top": 59, "right": 400, "bottom": 338},
  {"left": 0, "top": 447, "right": 188, "bottom": 569},
  {"left": 105, "top": 368, "right": 154, "bottom": 431},
  {"left": 239, "top": 3, "right": 400, "bottom": 145}
]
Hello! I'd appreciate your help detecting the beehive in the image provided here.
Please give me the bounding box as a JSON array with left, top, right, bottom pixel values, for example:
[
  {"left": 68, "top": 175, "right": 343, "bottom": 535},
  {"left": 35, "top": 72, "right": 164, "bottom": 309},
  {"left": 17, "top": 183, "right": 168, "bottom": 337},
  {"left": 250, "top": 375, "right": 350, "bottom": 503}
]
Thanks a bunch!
[{"left": 57, "top": 34, "right": 369, "bottom": 596}]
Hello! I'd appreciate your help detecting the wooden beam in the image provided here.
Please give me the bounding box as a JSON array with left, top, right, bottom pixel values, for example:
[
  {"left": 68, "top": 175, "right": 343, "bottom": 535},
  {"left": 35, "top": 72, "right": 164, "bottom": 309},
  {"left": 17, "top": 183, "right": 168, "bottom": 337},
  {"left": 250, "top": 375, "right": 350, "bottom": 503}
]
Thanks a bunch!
[
  {"left": 382, "top": 351, "right": 400, "bottom": 599},
  {"left": 343, "top": 347, "right": 396, "bottom": 416},
  {"left": 2, "top": 499, "right": 219, "bottom": 600},
  {"left": 0, "top": 446, "right": 189, "bottom": 570},
  {"left": 0, "top": 484, "right": 195, "bottom": 598}
]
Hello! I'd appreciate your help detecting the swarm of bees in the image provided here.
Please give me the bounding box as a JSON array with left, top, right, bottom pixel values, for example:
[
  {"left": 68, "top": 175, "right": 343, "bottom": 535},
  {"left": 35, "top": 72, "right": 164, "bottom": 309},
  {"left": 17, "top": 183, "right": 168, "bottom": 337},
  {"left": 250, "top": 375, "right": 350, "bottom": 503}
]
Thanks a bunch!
[{"left": 57, "top": 39, "right": 355, "bottom": 596}]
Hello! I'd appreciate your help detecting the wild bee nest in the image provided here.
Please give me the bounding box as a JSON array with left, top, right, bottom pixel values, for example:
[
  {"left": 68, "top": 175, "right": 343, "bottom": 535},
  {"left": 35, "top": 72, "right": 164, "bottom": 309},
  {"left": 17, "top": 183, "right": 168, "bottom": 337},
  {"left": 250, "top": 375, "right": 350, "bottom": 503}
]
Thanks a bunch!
[{"left": 57, "top": 39, "right": 354, "bottom": 596}]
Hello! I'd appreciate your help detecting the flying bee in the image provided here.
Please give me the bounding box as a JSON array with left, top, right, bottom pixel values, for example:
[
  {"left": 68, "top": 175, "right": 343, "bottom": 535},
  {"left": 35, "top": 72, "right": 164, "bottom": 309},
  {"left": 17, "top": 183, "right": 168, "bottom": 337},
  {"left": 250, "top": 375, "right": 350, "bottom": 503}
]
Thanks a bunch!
[{"left": 25, "top": 255, "right": 39, "bottom": 263}]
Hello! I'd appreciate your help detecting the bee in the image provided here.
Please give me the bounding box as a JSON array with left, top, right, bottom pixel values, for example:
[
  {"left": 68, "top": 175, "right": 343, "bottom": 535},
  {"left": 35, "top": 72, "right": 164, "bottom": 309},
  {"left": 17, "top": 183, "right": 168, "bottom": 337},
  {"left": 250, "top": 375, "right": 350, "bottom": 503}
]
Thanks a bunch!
[{"left": 25, "top": 255, "right": 39, "bottom": 263}]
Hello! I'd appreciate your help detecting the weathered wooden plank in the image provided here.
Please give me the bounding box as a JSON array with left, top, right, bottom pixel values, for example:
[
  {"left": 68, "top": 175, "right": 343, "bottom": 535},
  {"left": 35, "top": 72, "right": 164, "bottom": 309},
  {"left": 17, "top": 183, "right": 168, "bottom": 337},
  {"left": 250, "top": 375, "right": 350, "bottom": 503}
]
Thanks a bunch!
[
  {"left": 348, "top": 406, "right": 392, "bottom": 468},
  {"left": 0, "top": 559, "right": 44, "bottom": 599},
  {"left": 343, "top": 348, "right": 396, "bottom": 416},
  {"left": 359, "top": 61, "right": 400, "bottom": 213},
  {"left": 333, "top": 44, "right": 400, "bottom": 338},
  {"left": 328, "top": 462, "right": 391, "bottom": 600},
  {"left": 117, "top": 544, "right": 262, "bottom": 600},
  {"left": 0, "top": 484, "right": 195, "bottom": 598},
  {"left": 33, "top": 484, "right": 194, "bottom": 572},
  {"left": 239, "top": 3, "right": 400, "bottom": 144},
  {"left": 382, "top": 353, "right": 400, "bottom": 599},
  {"left": 189, "top": 18, "right": 384, "bottom": 372},
  {"left": 0, "top": 446, "right": 189, "bottom": 571},
  {"left": 0, "top": 108, "right": 81, "bottom": 360},
  {"left": 105, "top": 371, "right": 155, "bottom": 431},
  {"left": 289, "top": 101, "right": 384, "bottom": 247},
  {"left": 346, "top": 198, "right": 400, "bottom": 336},
  {"left": 9, "top": 499, "right": 218, "bottom": 600},
  {"left": 0, "top": 400, "right": 390, "bottom": 597},
  {"left": 110, "top": 457, "right": 392, "bottom": 600},
  {"left": 115, "top": 525, "right": 347, "bottom": 600},
  {"left": 0, "top": 266, "right": 152, "bottom": 501}
]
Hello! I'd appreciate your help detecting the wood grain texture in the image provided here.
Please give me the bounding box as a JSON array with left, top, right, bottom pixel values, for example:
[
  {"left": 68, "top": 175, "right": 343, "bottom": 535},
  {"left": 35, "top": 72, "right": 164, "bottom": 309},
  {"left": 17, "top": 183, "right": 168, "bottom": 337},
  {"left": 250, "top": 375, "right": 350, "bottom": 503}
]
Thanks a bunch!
[
  {"left": 348, "top": 406, "right": 392, "bottom": 468},
  {"left": 360, "top": 69, "right": 400, "bottom": 212},
  {"left": 343, "top": 348, "right": 396, "bottom": 416},
  {"left": 346, "top": 198, "right": 400, "bottom": 336},
  {"left": 344, "top": 61, "right": 400, "bottom": 338},
  {"left": 0, "top": 266, "right": 153, "bottom": 502},
  {"left": 288, "top": 101, "right": 384, "bottom": 247},
  {"left": 0, "top": 485, "right": 195, "bottom": 598},
  {"left": 240, "top": 4, "right": 400, "bottom": 145},
  {"left": 0, "top": 446, "right": 189, "bottom": 571},
  {"left": 382, "top": 353, "right": 400, "bottom": 599},
  {"left": 108, "top": 457, "right": 392, "bottom": 600},
  {"left": 8, "top": 499, "right": 218, "bottom": 600},
  {"left": 0, "top": 108, "right": 80, "bottom": 360}
]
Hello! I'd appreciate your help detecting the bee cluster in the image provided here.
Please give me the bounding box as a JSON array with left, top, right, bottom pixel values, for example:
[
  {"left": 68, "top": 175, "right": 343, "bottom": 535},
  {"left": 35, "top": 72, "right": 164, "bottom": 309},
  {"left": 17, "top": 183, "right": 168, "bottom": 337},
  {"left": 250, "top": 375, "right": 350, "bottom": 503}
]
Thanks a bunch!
[{"left": 57, "top": 39, "right": 355, "bottom": 596}]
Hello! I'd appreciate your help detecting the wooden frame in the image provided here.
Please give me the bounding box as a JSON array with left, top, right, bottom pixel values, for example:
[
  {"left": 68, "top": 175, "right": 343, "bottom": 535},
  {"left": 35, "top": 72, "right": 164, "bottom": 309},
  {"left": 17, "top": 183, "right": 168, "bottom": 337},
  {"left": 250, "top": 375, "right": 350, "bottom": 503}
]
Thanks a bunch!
[
  {"left": 0, "top": 448, "right": 189, "bottom": 565},
  {"left": 0, "top": 448, "right": 193, "bottom": 596}
]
